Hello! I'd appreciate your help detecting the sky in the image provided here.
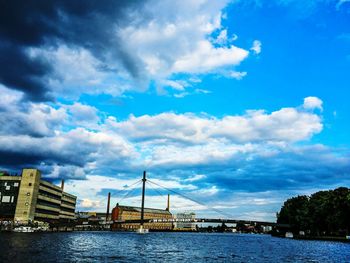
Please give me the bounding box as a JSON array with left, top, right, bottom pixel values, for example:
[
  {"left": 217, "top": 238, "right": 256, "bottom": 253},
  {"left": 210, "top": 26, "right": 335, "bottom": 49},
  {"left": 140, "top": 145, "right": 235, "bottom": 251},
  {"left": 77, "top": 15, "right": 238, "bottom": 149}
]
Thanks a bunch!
[{"left": 0, "top": 0, "right": 350, "bottom": 221}]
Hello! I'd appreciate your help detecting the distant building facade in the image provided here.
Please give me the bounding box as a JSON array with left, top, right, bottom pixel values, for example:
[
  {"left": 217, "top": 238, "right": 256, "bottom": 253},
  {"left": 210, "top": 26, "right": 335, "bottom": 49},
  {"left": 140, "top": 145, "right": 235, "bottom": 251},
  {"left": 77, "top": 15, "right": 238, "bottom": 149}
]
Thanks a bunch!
[
  {"left": 111, "top": 204, "right": 173, "bottom": 231},
  {"left": 0, "top": 169, "right": 76, "bottom": 224},
  {"left": 76, "top": 211, "right": 108, "bottom": 224},
  {"left": 174, "top": 212, "right": 196, "bottom": 231}
]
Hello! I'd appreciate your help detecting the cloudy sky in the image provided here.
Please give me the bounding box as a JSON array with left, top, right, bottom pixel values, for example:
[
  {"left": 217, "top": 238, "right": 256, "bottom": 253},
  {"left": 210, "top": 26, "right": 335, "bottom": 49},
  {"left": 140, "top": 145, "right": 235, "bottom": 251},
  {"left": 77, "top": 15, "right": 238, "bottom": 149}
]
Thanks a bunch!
[{"left": 1, "top": 0, "right": 350, "bottom": 221}]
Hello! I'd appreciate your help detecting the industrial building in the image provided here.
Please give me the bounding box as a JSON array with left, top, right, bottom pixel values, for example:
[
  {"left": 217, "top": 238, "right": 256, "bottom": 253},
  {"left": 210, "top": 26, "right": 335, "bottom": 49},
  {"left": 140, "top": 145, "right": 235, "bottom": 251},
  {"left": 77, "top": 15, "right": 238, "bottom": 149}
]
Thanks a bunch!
[
  {"left": 0, "top": 169, "right": 76, "bottom": 224},
  {"left": 111, "top": 172, "right": 173, "bottom": 231},
  {"left": 111, "top": 204, "right": 173, "bottom": 231}
]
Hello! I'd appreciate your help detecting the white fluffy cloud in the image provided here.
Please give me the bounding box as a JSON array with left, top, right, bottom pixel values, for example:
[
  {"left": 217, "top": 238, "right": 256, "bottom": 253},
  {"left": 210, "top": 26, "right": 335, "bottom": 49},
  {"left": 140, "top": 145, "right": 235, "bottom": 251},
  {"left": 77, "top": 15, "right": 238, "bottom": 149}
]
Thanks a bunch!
[
  {"left": 107, "top": 105, "right": 322, "bottom": 144},
  {"left": 250, "top": 40, "right": 262, "bottom": 54},
  {"left": 22, "top": 0, "right": 253, "bottom": 99},
  {"left": 65, "top": 103, "right": 100, "bottom": 129},
  {"left": 172, "top": 41, "right": 249, "bottom": 74},
  {"left": 1, "top": 95, "right": 342, "bottom": 220},
  {"left": 0, "top": 86, "right": 67, "bottom": 137},
  {"left": 303, "top": 96, "right": 323, "bottom": 111},
  {"left": 28, "top": 45, "right": 134, "bottom": 98},
  {"left": 120, "top": 0, "right": 251, "bottom": 89},
  {"left": 0, "top": 95, "right": 323, "bottom": 177}
]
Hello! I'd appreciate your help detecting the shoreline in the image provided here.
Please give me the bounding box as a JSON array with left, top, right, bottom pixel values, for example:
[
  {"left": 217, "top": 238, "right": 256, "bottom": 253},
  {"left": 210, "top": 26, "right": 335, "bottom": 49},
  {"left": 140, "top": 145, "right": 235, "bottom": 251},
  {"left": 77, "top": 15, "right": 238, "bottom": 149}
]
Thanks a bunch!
[
  {"left": 272, "top": 233, "right": 350, "bottom": 243},
  {"left": 294, "top": 235, "right": 350, "bottom": 243}
]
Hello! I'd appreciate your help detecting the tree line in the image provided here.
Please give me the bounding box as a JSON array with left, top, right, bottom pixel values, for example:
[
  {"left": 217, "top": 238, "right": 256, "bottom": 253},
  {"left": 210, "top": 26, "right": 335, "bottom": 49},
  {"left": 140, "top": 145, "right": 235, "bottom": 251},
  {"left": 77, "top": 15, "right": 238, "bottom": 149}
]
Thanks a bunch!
[{"left": 277, "top": 187, "right": 350, "bottom": 236}]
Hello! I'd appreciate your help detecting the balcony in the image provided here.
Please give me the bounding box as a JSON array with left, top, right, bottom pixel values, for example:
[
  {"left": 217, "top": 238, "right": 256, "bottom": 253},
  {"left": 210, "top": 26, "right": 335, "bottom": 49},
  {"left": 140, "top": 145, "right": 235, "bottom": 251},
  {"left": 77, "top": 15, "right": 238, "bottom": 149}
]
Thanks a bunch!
[
  {"left": 35, "top": 212, "right": 59, "bottom": 220},
  {"left": 39, "top": 185, "right": 62, "bottom": 197},
  {"left": 37, "top": 194, "right": 61, "bottom": 205},
  {"left": 35, "top": 204, "right": 61, "bottom": 213}
]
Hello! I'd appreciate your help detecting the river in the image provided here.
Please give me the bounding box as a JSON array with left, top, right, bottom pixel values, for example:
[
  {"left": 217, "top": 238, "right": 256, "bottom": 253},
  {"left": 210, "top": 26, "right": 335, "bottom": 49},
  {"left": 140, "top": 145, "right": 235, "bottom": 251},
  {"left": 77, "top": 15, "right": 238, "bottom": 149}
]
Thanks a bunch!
[{"left": 1, "top": 232, "right": 349, "bottom": 262}]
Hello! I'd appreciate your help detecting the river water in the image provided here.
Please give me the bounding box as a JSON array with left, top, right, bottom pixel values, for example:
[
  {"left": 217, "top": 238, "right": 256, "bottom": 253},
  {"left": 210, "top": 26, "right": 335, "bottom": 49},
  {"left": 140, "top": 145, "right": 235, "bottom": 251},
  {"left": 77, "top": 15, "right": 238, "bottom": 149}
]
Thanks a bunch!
[{"left": 0, "top": 232, "right": 349, "bottom": 262}]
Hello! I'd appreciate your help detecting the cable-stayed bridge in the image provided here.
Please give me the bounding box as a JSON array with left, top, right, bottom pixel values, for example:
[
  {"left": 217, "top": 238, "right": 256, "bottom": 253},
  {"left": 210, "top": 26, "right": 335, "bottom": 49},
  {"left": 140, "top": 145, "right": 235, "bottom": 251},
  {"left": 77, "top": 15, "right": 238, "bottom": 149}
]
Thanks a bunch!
[{"left": 107, "top": 171, "right": 288, "bottom": 229}]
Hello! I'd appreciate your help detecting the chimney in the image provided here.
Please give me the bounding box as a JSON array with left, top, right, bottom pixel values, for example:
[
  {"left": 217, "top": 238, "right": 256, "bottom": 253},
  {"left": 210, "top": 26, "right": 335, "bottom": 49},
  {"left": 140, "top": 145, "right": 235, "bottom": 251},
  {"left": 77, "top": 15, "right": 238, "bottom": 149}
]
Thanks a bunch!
[
  {"left": 61, "top": 179, "right": 65, "bottom": 191},
  {"left": 166, "top": 194, "right": 170, "bottom": 211},
  {"left": 106, "top": 192, "right": 111, "bottom": 222}
]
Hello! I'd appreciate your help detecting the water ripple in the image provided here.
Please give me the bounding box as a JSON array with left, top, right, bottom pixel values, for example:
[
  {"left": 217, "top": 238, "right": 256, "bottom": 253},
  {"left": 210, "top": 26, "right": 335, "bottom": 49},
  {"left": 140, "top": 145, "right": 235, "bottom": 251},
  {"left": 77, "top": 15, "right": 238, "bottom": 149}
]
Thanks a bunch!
[{"left": 0, "top": 232, "right": 349, "bottom": 262}]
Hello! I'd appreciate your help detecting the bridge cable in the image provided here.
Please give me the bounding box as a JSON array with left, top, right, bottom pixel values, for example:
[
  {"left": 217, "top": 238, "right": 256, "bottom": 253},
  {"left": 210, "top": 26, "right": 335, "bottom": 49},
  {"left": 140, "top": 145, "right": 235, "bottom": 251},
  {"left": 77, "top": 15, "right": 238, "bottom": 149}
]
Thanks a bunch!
[
  {"left": 116, "top": 180, "right": 142, "bottom": 204},
  {"left": 147, "top": 179, "right": 234, "bottom": 219},
  {"left": 104, "top": 178, "right": 143, "bottom": 203},
  {"left": 145, "top": 181, "right": 168, "bottom": 203}
]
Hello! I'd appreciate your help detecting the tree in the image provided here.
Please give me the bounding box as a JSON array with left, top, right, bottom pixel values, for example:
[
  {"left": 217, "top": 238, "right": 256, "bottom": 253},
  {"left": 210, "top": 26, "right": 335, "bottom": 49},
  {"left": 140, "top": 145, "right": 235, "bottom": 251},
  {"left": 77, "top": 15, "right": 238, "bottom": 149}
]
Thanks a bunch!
[
  {"left": 277, "top": 187, "right": 350, "bottom": 236},
  {"left": 277, "top": 195, "right": 309, "bottom": 233}
]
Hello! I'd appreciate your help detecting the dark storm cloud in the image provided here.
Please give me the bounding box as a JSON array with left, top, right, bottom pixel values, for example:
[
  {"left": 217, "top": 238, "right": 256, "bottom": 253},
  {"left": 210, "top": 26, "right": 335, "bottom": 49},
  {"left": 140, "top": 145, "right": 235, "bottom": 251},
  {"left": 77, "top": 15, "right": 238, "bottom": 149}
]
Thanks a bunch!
[
  {"left": 0, "top": 151, "right": 43, "bottom": 167},
  {"left": 201, "top": 147, "right": 350, "bottom": 193},
  {"left": 0, "top": 148, "right": 85, "bottom": 170},
  {"left": 0, "top": 42, "right": 53, "bottom": 101},
  {"left": 0, "top": 0, "right": 147, "bottom": 100},
  {"left": 146, "top": 145, "right": 350, "bottom": 195}
]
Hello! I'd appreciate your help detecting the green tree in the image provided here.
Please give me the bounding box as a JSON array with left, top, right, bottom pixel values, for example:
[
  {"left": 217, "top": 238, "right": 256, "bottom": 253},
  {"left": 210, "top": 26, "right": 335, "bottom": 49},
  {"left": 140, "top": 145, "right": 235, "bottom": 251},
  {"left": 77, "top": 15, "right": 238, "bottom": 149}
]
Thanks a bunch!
[
  {"left": 308, "top": 190, "right": 332, "bottom": 235},
  {"left": 329, "top": 187, "right": 350, "bottom": 235},
  {"left": 277, "top": 195, "right": 309, "bottom": 233},
  {"left": 277, "top": 187, "right": 350, "bottom": 236}
]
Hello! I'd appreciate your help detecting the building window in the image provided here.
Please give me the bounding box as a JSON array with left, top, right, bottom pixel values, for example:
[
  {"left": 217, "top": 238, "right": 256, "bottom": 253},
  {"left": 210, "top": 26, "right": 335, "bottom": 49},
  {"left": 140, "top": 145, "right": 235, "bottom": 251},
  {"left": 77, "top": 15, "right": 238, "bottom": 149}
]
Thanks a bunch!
[
  {"left": 25, "top": 202, "right": 29, "bottom": 206},
  {"left": 30, "top": 173, "right": 33, "bottom": 177},
  {"left": 1, "top": 196, "right": 11, "bottom": 203},
  {"left": 29, "top": 183, "right": 32, "bottom": 186},
  {"left": 27, "top": 192, "right": 30, "bottom": 196},
  {"left": 14, "top": 182, "right": 19, "bottom": 187}
]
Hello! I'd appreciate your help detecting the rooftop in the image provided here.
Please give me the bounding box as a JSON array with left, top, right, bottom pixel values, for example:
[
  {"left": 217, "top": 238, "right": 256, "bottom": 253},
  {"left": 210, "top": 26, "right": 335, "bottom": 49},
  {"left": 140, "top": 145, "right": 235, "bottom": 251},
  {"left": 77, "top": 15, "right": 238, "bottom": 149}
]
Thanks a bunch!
[{"left": 117, "top": 205, "right": 171, "bottom": 215}]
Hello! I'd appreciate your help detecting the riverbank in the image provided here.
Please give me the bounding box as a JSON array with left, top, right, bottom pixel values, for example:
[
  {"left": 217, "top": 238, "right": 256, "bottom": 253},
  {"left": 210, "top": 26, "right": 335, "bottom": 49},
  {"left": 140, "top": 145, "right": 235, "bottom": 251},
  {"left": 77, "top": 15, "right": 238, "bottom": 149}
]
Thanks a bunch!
[{"left": 294, "top": 235, "right": 350, "bottom": 243}]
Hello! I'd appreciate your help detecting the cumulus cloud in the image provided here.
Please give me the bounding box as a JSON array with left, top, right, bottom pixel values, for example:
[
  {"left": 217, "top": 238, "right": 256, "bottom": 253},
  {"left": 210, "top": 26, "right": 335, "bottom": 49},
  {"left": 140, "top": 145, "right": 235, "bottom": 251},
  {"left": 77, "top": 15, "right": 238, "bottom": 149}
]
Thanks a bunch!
[
  {"left": 29, "top": 45, "right": 123, "bottom": 98},
  {"left": 79, "top": 199, "right": 104, "bottom": 209},
  {"left": 0, "top": 128, "right": 135, "bottom": 169},
  {"left": 0, "top": 96, "right": 137, "bottom": 176},
  {"left": 107, "top": 105, "right": 322, "bottom": 144},
  {"left": 65, "top": 103, "right": 100, "bottom": 129},
  {"left": 0, "top": 0, "right": 252, "bottom": 100},
  {"left": 0, "top": 96, "right": 324, "bottom": 174},
  {"left": 172, "top": 42, "right": 249, "bottom": 74},
  {"left": 0, "top": 86, "right": 67, "bottom": 137},
  {"left": 184, "top": 174, "right": 207, "bottom": 182},
  {"left": 214, "top": 29, "right": 229, "bottom": 44},
  {"left": 229, "top": 71, "right": 247, "bottom": 80},
  {"left": 1, "top": 95, "right": 349, "bottom": 219},
  {"left": 0, "top": 96, "right": 326, "bottom": 172},
  {"left": 303, "top": 96, "right": 323, "bottom": 111},
  {"left": 250, "top": 40, "right": 262, "bottom": 54}
]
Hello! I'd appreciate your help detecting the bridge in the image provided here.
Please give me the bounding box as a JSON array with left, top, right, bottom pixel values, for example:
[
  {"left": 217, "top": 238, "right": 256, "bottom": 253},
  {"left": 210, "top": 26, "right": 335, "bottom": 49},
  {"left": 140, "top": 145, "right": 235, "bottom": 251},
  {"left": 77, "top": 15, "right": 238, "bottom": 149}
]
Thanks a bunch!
[
  {"left": 107, "top": 171, "right": 289, "bottom": 230},
  {"left": 113, "top": 218, "right": 285, "bottom": 227}
]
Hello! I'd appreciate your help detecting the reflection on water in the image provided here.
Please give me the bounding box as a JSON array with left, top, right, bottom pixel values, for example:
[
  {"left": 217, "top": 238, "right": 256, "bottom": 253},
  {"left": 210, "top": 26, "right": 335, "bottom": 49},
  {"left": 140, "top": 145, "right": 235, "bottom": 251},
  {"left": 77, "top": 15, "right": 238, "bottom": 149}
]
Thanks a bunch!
[{"left": 1, "top": 232, "right": 350, "bottom": 262}]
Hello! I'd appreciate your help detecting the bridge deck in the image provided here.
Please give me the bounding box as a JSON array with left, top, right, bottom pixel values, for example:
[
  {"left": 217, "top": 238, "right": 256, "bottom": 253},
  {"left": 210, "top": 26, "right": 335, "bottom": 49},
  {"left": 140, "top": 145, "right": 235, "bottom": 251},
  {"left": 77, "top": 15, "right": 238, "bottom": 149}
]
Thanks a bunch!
[{"left": 112, "top": 218, "right": 289, "bottom": 227}]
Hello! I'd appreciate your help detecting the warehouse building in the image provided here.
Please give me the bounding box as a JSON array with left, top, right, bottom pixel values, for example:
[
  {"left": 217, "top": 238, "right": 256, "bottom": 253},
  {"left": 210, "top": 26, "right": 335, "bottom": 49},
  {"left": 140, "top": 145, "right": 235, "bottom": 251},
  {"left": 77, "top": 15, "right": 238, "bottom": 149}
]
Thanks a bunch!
[
  {"left": 111, "top": 198, "right": 173, "bottom": 231},
  {"left": 0, "top": 169, "right": 76, "bottom": 224}
]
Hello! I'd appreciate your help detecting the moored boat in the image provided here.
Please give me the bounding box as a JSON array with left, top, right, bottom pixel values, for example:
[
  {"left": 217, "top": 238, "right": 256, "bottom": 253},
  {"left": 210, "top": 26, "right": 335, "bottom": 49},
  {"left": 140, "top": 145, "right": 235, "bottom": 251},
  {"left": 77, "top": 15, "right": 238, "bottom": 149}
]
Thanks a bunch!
[{"left": 13, "top": 226, "right": 35, "bottom": 233}]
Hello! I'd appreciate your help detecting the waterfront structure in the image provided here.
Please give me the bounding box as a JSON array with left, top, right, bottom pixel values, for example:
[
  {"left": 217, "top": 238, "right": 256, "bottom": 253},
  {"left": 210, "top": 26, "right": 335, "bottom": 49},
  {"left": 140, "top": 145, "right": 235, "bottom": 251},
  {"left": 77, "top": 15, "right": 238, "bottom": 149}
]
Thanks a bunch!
[
  {"left": 111, "top": 204, "right": 173, "bottom": 231},
  {"left": 174, "top": 212, "right": 196, "bottom": 231},
  {"left": 111, "top": 171, "right": 173, "bottom": 231},
  {"left": 0, "top": 169, "right": 76, "bottom": 224},
  {"left": 76, "top": 211, "right": 108, "bottom": 224},
  {"left": 74, "top": 211, "right": 111, "bottom": 231}
]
